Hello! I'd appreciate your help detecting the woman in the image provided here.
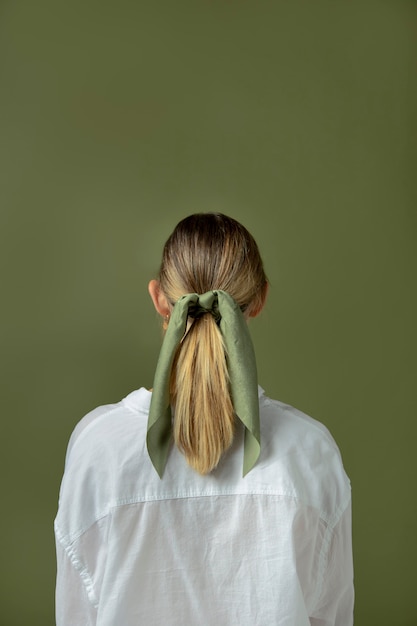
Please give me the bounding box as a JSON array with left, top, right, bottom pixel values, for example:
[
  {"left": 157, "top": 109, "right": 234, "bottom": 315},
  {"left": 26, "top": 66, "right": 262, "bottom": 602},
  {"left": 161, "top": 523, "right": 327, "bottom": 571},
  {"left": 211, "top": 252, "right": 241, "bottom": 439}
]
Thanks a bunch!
[{"left": 55, "top": 213, "right": 354, "bottom": 625}]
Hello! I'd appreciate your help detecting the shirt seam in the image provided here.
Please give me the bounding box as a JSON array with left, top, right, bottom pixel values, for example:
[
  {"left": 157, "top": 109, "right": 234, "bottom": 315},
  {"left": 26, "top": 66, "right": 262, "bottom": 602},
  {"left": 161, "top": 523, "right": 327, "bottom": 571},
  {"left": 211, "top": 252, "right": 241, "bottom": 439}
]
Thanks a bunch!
[
  {"left": 55, "top": 519, "right": 99, "bottom": 609},
  {"left": 57, "top": 490, "right": 350, "bottom": 546},
  {"left": 311, "top": 493, "right": 352, "bottom": 610}
]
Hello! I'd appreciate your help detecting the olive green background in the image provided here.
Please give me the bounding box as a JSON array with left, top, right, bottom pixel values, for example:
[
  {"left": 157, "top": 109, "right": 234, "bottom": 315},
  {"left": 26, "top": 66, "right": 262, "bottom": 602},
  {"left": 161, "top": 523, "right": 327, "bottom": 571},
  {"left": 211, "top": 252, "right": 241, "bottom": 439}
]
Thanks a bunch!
[{"left": 1, "top": 1, "right": 416, "bottom": 624}]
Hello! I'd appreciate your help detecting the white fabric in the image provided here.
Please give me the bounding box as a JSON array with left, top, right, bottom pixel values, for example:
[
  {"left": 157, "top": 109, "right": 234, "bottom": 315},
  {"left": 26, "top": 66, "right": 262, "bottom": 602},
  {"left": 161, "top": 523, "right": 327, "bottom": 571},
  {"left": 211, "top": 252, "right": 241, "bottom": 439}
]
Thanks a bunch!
[{"left": 55, "top": 387, "right": 354, "bottom": 625}]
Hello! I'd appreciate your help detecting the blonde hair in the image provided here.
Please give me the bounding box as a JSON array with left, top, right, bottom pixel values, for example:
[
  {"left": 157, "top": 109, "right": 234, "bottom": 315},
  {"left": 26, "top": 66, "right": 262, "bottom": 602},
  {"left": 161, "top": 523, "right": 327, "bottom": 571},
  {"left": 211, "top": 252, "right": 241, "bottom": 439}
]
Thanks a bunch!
[{"left": 158, "top": 213, "right": 267, "bottom": 474}]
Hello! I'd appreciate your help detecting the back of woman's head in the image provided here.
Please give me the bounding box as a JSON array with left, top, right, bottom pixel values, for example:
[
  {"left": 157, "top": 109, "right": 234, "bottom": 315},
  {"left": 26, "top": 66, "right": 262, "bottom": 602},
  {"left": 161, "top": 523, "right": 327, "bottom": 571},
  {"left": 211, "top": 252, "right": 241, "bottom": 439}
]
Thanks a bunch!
[
  {"left": 159, "top": 213, "right": 267, "bottom": 315},
  {"left": 158, "top": 213, "right": 267, "bottom": 474}
]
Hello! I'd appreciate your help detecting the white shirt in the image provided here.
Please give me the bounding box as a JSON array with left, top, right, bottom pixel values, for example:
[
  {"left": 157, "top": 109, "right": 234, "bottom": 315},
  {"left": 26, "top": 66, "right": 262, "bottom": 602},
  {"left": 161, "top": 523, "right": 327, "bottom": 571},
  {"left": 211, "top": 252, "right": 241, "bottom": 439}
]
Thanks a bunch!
[{"left": 55, "top": 387, "right": 353, "bottom": 626}]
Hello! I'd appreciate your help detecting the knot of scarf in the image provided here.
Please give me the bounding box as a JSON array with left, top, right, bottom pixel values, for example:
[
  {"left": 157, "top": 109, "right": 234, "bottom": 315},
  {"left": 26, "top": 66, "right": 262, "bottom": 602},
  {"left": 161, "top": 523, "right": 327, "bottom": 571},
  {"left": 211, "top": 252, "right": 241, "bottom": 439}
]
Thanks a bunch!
[{"left": 187, "top": 291, "right": 222, "bottom": 324}]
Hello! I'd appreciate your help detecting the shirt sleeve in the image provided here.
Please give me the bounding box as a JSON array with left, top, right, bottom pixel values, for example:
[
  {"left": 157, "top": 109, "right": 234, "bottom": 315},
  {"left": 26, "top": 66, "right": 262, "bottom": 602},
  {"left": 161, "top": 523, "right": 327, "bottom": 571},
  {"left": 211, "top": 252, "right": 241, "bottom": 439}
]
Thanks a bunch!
[
  {"left": 55, "top": 536, "right": 98, "bottom": 626},
  {"left": 310, "top": 499, "right": 354, "bottom": 626}
]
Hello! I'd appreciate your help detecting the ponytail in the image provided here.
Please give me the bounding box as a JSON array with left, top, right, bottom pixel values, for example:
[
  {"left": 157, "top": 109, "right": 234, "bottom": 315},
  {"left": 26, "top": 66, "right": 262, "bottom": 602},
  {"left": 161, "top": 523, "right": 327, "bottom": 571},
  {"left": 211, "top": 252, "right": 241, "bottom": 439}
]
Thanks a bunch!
[{"left": 170, "top": 314, "right": 234, "bottom": 474}]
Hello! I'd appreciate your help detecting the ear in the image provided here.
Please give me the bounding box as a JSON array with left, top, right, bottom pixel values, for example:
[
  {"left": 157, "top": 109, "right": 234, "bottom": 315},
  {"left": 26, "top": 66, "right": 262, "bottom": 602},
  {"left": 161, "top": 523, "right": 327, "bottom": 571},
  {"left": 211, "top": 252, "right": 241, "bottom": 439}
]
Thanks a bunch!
[
  {"left": 148, "top": 280, "right": 171, "bottom": 317},
  {"left": 248, "top": 281, "right": 269, "bottom": 318}
]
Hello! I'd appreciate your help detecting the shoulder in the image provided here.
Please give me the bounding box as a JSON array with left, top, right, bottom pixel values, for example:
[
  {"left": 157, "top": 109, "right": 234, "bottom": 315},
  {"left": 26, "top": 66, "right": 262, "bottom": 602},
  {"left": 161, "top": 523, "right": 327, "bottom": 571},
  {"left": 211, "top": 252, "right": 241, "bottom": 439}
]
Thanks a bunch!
[
  {"left": 259, "top": 388, "right": 340, "bottom": 453},
  {"left": 64, "top": 388, "right": 151, "bottom": 464},
  {"left": 255, "top": 388, "right": 351, "bottom": 524},
  {"left": 56, "top": 388, "right": 152, "bottom": 543}
]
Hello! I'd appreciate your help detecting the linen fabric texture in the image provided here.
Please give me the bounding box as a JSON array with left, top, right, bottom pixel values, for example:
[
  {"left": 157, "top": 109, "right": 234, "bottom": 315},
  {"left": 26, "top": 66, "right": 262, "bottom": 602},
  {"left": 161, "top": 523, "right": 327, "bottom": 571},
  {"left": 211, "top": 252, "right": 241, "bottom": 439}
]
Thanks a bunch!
[
  {"left": 55, "top": 387, "right": 354, "bottom": 626},
  {"left": 147, "top": 290, "right": 260, "bottom": 478}
]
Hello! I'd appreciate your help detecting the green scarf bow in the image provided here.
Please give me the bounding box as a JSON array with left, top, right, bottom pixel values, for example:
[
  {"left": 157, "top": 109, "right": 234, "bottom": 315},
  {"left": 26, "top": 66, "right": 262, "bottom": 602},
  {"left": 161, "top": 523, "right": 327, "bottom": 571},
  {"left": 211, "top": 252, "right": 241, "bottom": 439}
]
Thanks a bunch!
[{"left": 146, "top": 290, "right": 260, "bottom": 478}]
